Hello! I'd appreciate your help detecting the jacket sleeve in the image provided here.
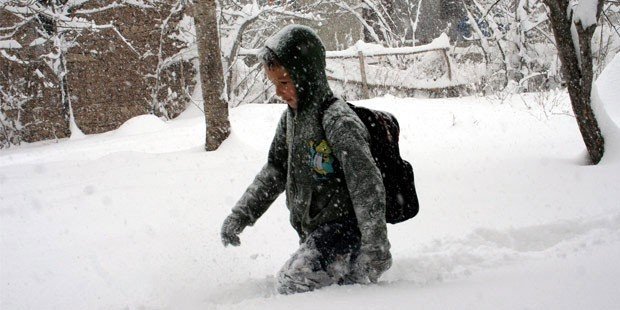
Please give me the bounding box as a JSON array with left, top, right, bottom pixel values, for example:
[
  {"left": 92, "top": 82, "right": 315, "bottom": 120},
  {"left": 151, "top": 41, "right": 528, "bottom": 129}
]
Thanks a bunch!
[
  {"left": 231, "top": 111, "right": 288, "bottom": 226},
  {"left": 322, "top": 104, "right": 390, "bottom": 254}
]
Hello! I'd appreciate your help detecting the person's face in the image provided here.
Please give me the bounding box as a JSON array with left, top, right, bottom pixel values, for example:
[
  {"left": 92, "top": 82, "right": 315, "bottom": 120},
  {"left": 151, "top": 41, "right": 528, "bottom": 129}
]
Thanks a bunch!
[{"left": 265, "top": 65, "right": 298, "bottom": 110}]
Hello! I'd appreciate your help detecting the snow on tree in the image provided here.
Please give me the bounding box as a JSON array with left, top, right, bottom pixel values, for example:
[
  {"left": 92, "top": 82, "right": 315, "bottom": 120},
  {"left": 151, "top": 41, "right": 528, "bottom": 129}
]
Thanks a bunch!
[
  {"left": 544, "top": 0, "right": 606, "bottom": 164},
  {"left": 2, "top": 0, "right": 618, "bottom": 149}
]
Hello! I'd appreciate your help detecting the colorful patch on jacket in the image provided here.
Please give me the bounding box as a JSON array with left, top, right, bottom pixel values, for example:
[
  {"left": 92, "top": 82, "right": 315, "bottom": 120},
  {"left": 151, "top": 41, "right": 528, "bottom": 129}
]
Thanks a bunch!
[{"left": 308, "top": 140, "right": 335, "bottom": 179}]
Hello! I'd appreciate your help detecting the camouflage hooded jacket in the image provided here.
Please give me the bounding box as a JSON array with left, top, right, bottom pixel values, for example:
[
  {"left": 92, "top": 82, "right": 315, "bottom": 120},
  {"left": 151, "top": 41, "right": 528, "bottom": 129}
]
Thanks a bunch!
[{"left": 231, "top": 25, "right": 389, "bottom": 254}]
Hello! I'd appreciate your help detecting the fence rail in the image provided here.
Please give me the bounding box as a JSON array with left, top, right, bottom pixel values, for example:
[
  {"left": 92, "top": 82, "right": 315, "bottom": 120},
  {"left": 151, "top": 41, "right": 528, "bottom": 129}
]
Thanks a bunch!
[{"left": 238, "top": 34, "right": 454, "bottom": 99}]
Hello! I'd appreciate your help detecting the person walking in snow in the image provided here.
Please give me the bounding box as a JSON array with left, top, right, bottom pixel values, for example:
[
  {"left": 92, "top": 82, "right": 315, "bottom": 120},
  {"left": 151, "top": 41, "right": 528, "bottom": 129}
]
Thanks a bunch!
[{"left": 220, "top": 25, "right": 391, "bottom": 294}]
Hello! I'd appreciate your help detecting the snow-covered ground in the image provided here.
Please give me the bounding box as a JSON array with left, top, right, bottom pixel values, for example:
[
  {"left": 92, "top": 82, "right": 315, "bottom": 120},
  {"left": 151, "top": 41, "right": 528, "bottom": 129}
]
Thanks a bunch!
[{"left": 2, "top": 57, "right": 620, "bottom": 309}]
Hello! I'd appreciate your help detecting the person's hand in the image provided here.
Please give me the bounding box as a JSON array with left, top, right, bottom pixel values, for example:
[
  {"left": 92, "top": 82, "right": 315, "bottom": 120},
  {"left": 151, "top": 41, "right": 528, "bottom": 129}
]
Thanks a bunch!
[
  {"left": 220, "top": 213, "right": 247, "bottom": 247},
  {"left": 353, "top": 249, "right": 392, "bottom": 283}
]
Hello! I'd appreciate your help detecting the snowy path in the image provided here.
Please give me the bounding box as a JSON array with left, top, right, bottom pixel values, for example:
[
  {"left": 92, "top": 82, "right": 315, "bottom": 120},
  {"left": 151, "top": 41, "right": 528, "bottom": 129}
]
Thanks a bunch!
[{"left": 1, "top": 93, "right": 619, "bottom": 310}]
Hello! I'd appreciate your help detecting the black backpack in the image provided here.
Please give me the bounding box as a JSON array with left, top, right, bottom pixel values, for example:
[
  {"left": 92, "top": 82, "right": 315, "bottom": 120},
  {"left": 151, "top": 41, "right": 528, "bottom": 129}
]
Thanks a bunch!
[{"left": 322, "top": 98, "right": 419, "bottom": 224}]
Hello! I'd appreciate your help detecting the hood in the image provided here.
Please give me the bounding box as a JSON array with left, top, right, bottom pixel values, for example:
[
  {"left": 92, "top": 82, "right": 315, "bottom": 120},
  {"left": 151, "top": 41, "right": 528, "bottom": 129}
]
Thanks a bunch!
[{"left": 263, "top": 24, "right": 333, "bottom": 113}]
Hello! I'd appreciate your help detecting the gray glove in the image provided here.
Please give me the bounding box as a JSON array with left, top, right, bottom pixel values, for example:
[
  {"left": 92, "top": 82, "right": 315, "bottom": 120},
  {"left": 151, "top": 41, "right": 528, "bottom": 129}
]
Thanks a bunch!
[
  {"left": 352, "top": 249, "right": 392, "bottom": 283},
  {"left": 220, "top": 213, "right": 247, "bottom": 247}
]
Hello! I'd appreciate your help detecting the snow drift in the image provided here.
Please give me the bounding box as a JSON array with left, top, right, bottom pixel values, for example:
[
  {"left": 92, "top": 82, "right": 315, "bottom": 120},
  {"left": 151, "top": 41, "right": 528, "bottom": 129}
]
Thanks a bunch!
[{"left": 1, "top": 91, "right": 619, "bottom": 309}]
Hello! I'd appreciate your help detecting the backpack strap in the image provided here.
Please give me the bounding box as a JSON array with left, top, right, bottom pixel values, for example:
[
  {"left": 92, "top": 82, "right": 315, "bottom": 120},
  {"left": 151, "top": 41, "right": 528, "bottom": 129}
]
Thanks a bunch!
[
  {"left": 319, "top": 96, "right": 340, "bottom": 117},
  {"left": 318, "top": 96, "right": 339, "bottom": 132}
]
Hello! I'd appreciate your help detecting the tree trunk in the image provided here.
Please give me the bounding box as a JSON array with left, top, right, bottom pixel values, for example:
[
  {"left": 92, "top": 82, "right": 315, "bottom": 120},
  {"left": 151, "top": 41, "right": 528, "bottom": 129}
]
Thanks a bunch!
[
  {"left": 194, "top": 0, "right": 231, "bottom": 151},
  {"left": 543, "top": 0, "right": 605, "bottom": 164}
]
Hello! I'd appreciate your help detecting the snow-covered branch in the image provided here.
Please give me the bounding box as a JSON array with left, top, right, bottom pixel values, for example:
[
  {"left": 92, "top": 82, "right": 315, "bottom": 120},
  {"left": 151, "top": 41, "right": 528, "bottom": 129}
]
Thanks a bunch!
[{"left": 333, "top": 1, "right": 383, "bottom": 44}]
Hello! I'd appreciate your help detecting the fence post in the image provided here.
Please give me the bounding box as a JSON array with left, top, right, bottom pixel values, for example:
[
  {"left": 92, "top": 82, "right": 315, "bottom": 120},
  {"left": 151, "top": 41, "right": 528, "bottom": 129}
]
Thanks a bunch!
[
  {"left": 441, "top": 49, "right": 453, "bottom": 81},
  {"left": 357, "top": 50, "right": 370, "bottom": 99}
]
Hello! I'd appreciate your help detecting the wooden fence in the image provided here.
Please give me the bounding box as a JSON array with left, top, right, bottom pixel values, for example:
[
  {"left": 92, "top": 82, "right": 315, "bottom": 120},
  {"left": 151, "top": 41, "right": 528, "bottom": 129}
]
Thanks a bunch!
[{"left": 239, "top": 34, "right": 455, "bottom": 99}]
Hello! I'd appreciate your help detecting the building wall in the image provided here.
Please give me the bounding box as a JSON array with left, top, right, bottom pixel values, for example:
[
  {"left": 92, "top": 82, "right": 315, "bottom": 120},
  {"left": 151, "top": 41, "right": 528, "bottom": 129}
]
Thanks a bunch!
[
  {"left": 66, "top": 3, "right": 195, "bottom": 134},
  {"left": 0, "top": 10, "right": 69, "bottom": 144},
  {"left": 0, "top": 1, "right": 195, "bottom": 146},
  {"left": 389, "top": 0, "right": 467, "bottom": 45},
  {"left": 288, "top": 0, "right": 363, "bottom": 50}
]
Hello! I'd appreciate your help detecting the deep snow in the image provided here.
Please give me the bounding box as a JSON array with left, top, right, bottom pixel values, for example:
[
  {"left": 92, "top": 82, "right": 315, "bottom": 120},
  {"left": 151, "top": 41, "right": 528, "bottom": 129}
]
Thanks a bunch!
[{"left": 1, "top": 58, "right": 620, "bottom": 309}]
